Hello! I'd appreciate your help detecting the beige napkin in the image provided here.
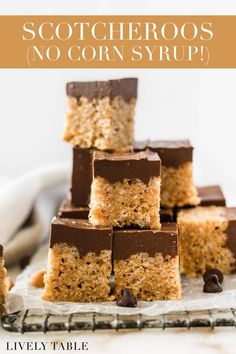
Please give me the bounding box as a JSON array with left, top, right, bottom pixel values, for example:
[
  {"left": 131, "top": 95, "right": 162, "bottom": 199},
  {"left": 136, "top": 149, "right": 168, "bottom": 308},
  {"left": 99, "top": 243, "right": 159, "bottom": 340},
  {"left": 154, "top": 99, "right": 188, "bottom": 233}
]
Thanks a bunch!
[
  {"left": 0, "top": 163, "right": 70, "bottom": 266},
  {"left": 4, "top": 207, "right": 44, "bottom": 266}
]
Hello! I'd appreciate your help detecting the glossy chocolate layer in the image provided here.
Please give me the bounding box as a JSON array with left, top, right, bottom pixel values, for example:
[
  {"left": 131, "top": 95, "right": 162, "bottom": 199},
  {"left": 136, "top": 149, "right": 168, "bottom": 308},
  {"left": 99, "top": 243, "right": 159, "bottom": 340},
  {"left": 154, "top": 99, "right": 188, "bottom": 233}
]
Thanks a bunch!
[
  {"left": 71, "top": 147, "right": 93, "bottom": 206},
  {"left": 0, "top": 245, "right": 3, "bottom": 257},
  {"left": 225, "top": 208, "right": 236, "bottom": 263},
  {"left": 160, "top": 208, "right": 175, "bottom": 222},
  {"left": 93, "top": 150, "right": 161, "bottom": 185},
  {"left": 198, "top": 185, "right": 226, "bottom": 207},
  {"left": 134, "top": 140, "right": 193, "bottom": 168},
  {"left": 67, "top": 78, "right": 138, "bottom": 102},
  {"left": 113, "top": 223, "right": 178, "bottom": 260},
  {"left": 50, "top": 218, "right": 112, "bottom": 257},
  {"left": 58, "top": 199, "right": 89, "bottom": 219}
]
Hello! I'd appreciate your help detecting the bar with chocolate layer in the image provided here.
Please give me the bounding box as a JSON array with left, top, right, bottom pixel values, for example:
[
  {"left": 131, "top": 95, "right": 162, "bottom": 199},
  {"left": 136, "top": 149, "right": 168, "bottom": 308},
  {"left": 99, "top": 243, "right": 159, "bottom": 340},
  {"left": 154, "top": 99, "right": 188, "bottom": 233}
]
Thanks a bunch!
[
  {"left": 198, "top": 185, "right": 226, "bottom": 206},
  {"left": 89, "top": 150, "right": 161, "bottom": 229},
  {"left": 0, "top": 245, "right": 7, "bottom": 314},
  {"left": 147, "top": 140, "right": 193, "bottom": 168},
  {"left": 58, "top": 199, "right": 89, "bottom": 219},
  {"left": 64, "top": 78, "right": 138, "bottom": 152},
  {"left": 134, "top": 140, "right": 199, "bottom": 208},
  {"left": 43, "top": 218, "right": 112, "bottom": 302},
  {"left": 113, "top": 224, "right": 181, "bottom": 300},
  {"left": 71, "top": 147, "right": 93, "bottom": 206},
  {"left": 177, "top": 207, "right": 236, "bottom": 277}
]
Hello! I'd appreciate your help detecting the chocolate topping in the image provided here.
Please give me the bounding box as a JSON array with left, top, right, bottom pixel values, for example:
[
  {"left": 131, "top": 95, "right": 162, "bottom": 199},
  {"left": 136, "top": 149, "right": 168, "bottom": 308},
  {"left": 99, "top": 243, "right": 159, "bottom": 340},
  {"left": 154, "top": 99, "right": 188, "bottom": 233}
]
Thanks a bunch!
[
  {"left": 134, "top": 140, "right": 193, "bottom": 168},
  {"left": 198, "top": 185, "right": 226, "bottom": 207},
  {"left": 113, "top": 223, "right": 178, "bottom": 260},
  {"left": 93, "top": 150, "right": 161, "bottom": 185},
  {"left": 66, "top": 78, "right": 138, "bottom": 103},
  {"left": 160, "top": 208, "right": 175, "bottom": 223},
  {"left": 58, "top": 199, "right": 89, "bottom": 219},
  {"left": 71, "top": 147, "right": 93, "bottom": 206},
  {"left": 148, "top": 140, "right": 193, "bottom": 168},
  {"left": 0, "top": 244, "right": 3, "bottom": 257},
  {"left": 50, "top": 218, "right": 112, "bottom": 257},
  {"left": 225, "top": 208, "right": 236, "bottom": 262}
]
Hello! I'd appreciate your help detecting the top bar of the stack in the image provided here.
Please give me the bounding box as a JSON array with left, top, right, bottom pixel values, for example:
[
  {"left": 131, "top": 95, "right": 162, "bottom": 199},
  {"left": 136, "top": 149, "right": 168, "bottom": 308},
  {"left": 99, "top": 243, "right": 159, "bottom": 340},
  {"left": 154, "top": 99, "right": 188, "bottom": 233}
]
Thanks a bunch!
[{"left": 64, "top": 78, "right": 138, "bottom": 152}]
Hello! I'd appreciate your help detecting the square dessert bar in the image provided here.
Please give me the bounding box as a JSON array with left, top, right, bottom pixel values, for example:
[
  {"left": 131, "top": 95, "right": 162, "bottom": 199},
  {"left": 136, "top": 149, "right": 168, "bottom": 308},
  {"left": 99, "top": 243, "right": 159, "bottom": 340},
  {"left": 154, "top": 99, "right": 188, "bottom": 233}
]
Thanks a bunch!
[
  {"left": 64, "top": 78, "right": 138, "bottom": 152},
  {"left": 71, "top": 147, "right": 93, "bottom": 206},
  {"left": 160, "top": 208, "right": 175, "bottom": 222},
  {"left": 58, "top": 199, "right": 89, "bottom": 219},
  {"left": 0, "top": 245, "right": 7, "bottom": 314},
  {"left": 113, "top": 224, "right": 181, "bottom": 300},
  {"left": 198, "top": 185, "right": 226, "bottom": 206},
  {"left": 134, "top": 140, "right": 199, "bottom": 208},
  {"left": 89, "top": 150, "right": 161, "bottom": 229},
  {"left": 43, "top": 218, "right": 112, "bottom": 302},
  {"left": 177, "top": 207, "right": 236, "bottom": 277}
]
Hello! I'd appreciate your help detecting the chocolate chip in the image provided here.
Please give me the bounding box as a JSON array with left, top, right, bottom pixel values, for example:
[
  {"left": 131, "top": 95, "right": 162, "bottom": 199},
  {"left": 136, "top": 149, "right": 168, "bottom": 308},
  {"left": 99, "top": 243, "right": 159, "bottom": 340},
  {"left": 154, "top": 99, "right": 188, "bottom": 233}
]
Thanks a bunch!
[
  {"left": 116, "top": 288, "right": 137, "bottom": 307},
  {"left": 203, "top": 274, "right": 223, "bottom": 293},
  {"left": 203, "top": 268, "right": 224, "bottom": 284}
]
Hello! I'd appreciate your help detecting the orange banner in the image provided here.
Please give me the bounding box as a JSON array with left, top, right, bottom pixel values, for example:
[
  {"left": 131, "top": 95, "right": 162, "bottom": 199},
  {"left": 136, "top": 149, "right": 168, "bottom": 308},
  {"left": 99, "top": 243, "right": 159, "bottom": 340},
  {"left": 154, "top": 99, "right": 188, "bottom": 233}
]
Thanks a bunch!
[{"left": 0, "top": 16, "right": 235, "bottom": 68}]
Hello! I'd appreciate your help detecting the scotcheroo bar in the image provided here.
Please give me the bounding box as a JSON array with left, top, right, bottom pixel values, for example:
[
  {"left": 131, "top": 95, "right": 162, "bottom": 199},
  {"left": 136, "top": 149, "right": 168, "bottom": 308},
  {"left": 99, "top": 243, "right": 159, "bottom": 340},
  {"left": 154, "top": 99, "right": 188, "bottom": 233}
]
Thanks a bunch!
[
  {"left": 198, "top": 185, "right": 226, "bottom": 206},
  {"left": 71, "top": 147, "right": 93, "bottom": 206},
  {"left": 43, "top": 218, "right": 112, "bottom": 302},
  {"left": 89, "top": 150, "right": 161, "bottom": 229},
  {"left": 177, "top": 207, "right": 236, "bottom": 277},
  {"left": 0, "top": 245, "right": 8, "bottom": 314},
  {"left": 113, "top": 224, "right": 181, "bottom": 300},
  {"left": 134, "top": 140, "right": 199, "bottom": 208},
  {"left": 64, "top": 78, "right": 138, "bottom": 152},
  {"left": 58, "top": 199, "right": 89, "bottom": 219}
]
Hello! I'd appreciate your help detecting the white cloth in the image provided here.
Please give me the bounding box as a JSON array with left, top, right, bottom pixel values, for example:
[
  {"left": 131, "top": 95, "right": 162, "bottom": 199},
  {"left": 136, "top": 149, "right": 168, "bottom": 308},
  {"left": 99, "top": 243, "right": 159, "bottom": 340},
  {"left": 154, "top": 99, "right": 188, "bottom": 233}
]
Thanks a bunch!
[
  {"left": 4, "top": 208, "right": 43, "bottom": 266},
  {"left": 0, "top": 163, "right": 70, "bottom": 265}
]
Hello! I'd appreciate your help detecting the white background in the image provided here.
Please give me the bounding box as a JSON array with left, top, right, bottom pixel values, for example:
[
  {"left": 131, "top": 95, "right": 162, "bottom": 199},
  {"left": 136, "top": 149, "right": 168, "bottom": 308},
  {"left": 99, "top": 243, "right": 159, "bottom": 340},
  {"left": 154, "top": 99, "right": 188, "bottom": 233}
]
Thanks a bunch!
[{"left": 0, "top": 0, "right": 236, "bottom": 204}]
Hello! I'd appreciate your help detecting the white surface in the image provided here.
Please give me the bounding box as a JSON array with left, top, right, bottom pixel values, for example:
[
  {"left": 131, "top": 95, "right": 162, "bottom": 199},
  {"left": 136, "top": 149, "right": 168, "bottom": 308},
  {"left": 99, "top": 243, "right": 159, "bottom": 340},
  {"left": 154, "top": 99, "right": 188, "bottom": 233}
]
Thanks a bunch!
[
  {"left": 3, "top": 262, "right": 235, "bottom": 354},
  {"left": 1, "top": 328, "right": 236, "bottom": 354},
  {"left": 0, "top": 0, "right": 236, "bottom": 15},
  {"left": 2, "top": 258, "right": 236, "bottom": 354},
  {"left": 7, "top": 251, "right": 236, "bottom": 316}
]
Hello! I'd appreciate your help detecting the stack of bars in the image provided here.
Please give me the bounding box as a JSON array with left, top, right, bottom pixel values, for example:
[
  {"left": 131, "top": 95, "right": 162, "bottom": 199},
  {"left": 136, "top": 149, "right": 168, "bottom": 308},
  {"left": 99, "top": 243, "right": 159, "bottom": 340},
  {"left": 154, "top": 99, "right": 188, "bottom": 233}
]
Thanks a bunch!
[{"left": 43, "top": 77, "right": 236, "bottom": 304}]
